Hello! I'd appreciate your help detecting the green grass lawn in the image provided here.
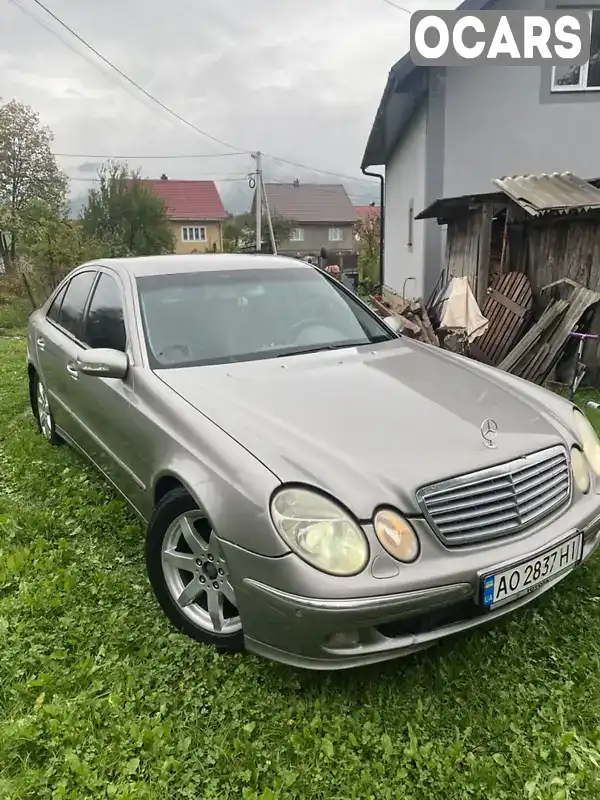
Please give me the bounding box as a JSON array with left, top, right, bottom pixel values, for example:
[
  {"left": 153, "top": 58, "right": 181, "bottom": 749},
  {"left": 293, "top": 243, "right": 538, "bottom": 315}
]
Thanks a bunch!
[{"left": 4, "top": 336, "right": 600, "bottom": 799}]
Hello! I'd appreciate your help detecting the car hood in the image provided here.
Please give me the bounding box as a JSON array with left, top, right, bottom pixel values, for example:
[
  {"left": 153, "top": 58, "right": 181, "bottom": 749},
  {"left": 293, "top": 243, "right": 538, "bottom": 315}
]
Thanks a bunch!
[{"left": 156, "top": 339, "right": 570, "bottom": 518}]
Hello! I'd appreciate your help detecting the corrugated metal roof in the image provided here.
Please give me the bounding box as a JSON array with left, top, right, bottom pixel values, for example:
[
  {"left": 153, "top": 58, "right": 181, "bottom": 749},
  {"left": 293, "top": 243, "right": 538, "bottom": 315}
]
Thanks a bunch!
[{"left": 492, "top": 172, "right": 600, "bottom": 217}]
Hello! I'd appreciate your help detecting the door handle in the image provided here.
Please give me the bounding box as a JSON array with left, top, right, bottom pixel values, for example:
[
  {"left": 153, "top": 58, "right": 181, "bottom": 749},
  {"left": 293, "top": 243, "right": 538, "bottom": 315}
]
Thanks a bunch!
[
  {"left": 36, "top": 337, "right": 46, "bottom": 351},
  {"left": 66, "top": 362, "right": 79, "bottom": 379}
]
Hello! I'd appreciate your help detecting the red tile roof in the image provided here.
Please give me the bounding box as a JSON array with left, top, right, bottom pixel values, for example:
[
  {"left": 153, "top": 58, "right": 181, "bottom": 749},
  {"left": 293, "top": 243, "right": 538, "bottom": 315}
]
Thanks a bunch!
[
  {"left": 354, "top": 205, "right": 381, "bottom": 217},
  {"left": 142, "top": 179, "right": 228, "bottom": 221}
]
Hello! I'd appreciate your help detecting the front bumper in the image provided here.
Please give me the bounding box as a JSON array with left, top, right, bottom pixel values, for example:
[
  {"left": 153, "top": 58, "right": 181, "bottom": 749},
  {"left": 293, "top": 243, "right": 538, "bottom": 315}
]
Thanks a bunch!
[{"left": 221, "top": 507, "right": 600, "bottom": 670}]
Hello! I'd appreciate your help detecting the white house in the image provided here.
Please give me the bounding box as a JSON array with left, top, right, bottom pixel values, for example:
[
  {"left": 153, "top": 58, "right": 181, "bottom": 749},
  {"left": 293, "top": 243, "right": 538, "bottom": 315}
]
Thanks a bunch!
[{"left": 362, "top": 0, "right": 600, "bottom": 302}]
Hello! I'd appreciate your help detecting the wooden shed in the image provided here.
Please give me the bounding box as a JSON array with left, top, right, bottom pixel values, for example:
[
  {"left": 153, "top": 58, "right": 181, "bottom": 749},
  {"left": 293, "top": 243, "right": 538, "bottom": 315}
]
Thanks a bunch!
[{"left": 417, "top": 172, "right": 600, "bottom": 385}]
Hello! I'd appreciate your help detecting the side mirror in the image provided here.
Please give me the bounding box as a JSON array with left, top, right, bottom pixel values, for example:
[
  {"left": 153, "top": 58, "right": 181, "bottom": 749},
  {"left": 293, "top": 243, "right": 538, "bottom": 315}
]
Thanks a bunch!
[
  {"left": 383, "top": 315, "right": 404, "bottom": 334},
  {"left": 76, "top": 348, "right": 129, "bottom": 380}
]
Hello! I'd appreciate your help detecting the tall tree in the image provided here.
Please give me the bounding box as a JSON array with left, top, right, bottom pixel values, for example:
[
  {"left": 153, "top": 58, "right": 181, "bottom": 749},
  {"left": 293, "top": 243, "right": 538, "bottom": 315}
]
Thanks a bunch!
[
  {"left": 81, "top": 161, "right": 175, "bottom": 256},
  {"left": 0, "top": 99, "right": 68, "bottom": 271},
  {"left": 18, "top": 199, "right": 104, "bottom": 299},
  {"left": 354, "top": 211, "right": 381, "bottom": 289}
]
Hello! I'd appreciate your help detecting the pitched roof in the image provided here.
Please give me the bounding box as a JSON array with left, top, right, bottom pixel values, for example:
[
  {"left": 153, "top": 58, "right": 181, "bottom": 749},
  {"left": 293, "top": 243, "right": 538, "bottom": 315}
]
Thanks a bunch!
[
  {"left": 260, "top": 183, "right": 356, "bottom": 223},
  {"left": 354, "top": 205, "right": 381, "bottom": 217},
  {"left": 362, "top": 0, "right": 492, "bottom": 169},
  {"left": 142, "top": 179, "right": 228, "bottom": 220}
]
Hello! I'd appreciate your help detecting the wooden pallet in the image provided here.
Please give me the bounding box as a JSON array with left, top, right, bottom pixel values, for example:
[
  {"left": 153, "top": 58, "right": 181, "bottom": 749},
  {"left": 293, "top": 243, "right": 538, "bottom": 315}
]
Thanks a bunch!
[{"left": 470, "top": 272, "right": 533, "bottom": 366}]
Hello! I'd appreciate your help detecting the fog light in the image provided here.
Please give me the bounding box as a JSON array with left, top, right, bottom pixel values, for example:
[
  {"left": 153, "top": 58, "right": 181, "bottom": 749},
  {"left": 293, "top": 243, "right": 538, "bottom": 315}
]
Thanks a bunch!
[
  {"left": 571, "top": 447, "right": 591, "bottom": 494},
  {"left": 374, "top": 509, "right": 420, "bottom": 563}
]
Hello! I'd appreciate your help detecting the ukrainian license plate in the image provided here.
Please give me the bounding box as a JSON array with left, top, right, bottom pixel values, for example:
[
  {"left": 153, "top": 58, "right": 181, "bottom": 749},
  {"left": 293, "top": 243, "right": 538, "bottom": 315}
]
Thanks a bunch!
[{"left": 481, "top": 532, "right": 583, "bottom": 609}]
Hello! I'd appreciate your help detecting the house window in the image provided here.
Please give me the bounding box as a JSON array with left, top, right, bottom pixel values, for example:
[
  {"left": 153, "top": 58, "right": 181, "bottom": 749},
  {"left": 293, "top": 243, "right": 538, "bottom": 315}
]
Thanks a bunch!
[
  {"left": 289, "top": 228, "right": 304, "bottom": 241},
  {"left": 551, "top": 10, "right": 600, "bottom": 91},
  {"left": 328, "top": 228, "right": 343, "bottom": 242},
  {"left": 181, "top": 226, "right": 207, "bottom": 242}
]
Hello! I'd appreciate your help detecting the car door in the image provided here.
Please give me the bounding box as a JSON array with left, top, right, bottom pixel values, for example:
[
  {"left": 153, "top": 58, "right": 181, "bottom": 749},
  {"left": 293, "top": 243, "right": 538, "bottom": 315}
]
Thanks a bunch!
[
  {"left": 75, "top": 268, "right": 145, "bottom": 509},
  {"left": 35, "top": 269, "right": 98, "bottom": 442}
]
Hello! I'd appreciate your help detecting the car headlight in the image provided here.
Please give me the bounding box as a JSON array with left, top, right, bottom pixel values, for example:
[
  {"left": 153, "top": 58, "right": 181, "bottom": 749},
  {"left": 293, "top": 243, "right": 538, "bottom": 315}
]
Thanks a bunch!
[
  {"left": 571, "top": 447, "right": 591, "bottom": 494},
  {"left": 270, "top": 487, "right": 369, "bottom": 576},
  {"left": 374, "top": 509, "right": 420, "bottom": 562},
  {"left": 573, "top": 409, "right": 600, "bottom": 476}
]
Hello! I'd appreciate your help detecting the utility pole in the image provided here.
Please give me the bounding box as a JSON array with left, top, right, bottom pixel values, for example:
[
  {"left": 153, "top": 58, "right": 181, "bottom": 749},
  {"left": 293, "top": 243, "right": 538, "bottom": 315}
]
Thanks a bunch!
[
  {"left": 262, "top": 179, "right": 277, "bottom": 255},
  {"left": 252, "top": 151, "right": 262, "bottom": 252}
]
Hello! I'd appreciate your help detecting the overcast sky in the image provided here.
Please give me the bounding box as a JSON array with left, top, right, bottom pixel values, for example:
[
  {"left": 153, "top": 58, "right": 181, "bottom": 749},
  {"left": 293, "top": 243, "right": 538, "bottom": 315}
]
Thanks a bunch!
[{"left": 3, "top": 0, "right": 456, "bottom": 211}]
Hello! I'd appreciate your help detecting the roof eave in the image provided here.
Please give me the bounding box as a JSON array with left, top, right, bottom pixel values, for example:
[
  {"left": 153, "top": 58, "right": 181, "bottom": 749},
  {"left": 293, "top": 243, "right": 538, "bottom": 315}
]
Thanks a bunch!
[
  {"left": 361, "top": 0, "right": 495, "bottom": 169},
  {"left": 168, "top": 215, "right": 227, "bottom": 221}
]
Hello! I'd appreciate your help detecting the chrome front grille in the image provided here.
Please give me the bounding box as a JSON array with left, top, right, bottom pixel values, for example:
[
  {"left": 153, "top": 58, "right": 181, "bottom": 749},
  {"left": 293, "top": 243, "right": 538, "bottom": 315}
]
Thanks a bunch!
[{"left": 416, "top": 445, "right": 571, "bottom": 546}]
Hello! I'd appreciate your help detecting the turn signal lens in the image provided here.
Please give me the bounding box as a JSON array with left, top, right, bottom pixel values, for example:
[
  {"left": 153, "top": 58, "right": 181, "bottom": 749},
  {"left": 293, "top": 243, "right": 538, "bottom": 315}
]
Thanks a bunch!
[
  {"left": 374, "top": 509, "right": 420, "bottom": 563},
  {"left": 571, "top": 447, "right": 591, "bottom": 494},
  {"left": 573, "top": 409, "right": 600, "bottom": 476}
]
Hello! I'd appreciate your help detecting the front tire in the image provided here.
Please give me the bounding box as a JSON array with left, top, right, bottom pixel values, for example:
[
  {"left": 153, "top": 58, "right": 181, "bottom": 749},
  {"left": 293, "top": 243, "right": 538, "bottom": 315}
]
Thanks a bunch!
[
  {"left": 32, "top": 372, "right": 62, "bottom": 446},
  {"left": 145, "top": 488, "right": 244, "bottom": 652}
]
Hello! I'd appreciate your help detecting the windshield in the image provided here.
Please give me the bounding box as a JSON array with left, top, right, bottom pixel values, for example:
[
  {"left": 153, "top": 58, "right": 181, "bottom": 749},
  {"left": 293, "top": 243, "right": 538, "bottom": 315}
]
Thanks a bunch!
[{"left": 136, "top": 266, "right": 393, "bottom": 368}]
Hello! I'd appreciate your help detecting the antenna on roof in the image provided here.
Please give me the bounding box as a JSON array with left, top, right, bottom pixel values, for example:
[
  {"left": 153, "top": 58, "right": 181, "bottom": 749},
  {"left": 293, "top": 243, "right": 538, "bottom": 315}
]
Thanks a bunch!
[{"left": 293, "top": 179, "right": 299, "bottom": 188}]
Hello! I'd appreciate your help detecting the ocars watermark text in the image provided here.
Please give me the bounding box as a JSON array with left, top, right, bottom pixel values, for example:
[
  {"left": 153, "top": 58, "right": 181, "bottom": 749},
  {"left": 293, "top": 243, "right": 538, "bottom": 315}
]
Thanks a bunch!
[{"left": 409, "top": 11, "right": 591, "bottom": 66}]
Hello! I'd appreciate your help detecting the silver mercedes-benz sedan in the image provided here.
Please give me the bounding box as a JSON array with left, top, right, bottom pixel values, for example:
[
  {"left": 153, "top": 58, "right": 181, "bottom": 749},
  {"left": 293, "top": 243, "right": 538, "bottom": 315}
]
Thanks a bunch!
[{"left": 26, "top": 254, "right": 600, "bottom": 669}]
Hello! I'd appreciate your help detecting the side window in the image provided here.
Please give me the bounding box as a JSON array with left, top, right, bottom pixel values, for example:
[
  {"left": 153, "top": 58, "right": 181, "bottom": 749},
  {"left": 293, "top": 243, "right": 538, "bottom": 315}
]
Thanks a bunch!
[
  {"left": 82, "top": 273, "right": 127, "bottom": 352},
  {"left": 46, "top": 282, "right": 69, "bottom": 322},
  {"left": 56, "top": 271, "right": 97, "bottom": 339}
]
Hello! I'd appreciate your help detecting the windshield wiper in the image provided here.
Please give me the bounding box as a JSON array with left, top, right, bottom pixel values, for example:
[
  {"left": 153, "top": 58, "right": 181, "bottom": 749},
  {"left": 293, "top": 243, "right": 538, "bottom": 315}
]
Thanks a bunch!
[{"left": 276, "top": 341, "right": 371, "bottom": 358}]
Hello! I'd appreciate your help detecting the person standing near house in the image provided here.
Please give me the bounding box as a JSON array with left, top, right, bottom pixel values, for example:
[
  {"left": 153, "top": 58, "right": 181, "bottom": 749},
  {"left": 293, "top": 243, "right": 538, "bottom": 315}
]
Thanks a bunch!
[{"left": 325, "top": 263, "right": 341, "bottom": 280}]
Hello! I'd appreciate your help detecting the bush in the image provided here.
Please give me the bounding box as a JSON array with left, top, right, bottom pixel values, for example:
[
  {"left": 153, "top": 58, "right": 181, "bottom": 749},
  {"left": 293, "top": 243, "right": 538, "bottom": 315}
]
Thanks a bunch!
[{"left": 0, "top": 275, "right": 34, "bottom": 332}]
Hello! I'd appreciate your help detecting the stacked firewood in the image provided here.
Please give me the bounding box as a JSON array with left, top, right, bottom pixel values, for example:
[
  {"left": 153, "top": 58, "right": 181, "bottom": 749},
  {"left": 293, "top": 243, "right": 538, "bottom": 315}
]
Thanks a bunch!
[{"left": 369, "top": 288, "right": 439, "bottom": 346}]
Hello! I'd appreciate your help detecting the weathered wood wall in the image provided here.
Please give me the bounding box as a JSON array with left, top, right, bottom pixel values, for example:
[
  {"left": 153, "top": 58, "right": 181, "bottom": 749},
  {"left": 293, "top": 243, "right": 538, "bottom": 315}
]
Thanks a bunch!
[
  {"left": 524, "top": 218, "right": 600, "bottom": 292},
  {"left": 444, "top": 205, "right": 493, "bottom": 308},
  {"left": 522, "top": 217, "right": 600, "bottom": 383}
]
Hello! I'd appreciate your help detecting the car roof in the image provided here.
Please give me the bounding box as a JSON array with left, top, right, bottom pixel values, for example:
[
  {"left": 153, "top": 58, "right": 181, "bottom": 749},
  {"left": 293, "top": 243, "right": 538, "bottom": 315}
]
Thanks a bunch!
[{"left": 82, "top": 253, "right": 314, "bottom": 278}]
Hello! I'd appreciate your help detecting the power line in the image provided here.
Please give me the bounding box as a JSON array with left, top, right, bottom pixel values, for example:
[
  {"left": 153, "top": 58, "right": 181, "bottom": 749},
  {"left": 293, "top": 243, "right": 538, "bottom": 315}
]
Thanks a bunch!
[
  {"left": 27, "top": 0, "right": 247, "bottom": 154},
  {"left": 68, "top": 174, "right": 252, "bottom": 183},
  {"left": 20, "top": 0, "right": 379, "bottom": 186},
  {"left": 262, "top": 154, "right": 377, "bottom": 184},
  {"left": 55, "top": 151, "right": 245, "bottom": 159},
  {"left": 6, "top": 0, "right": 173, "bottom": 120},
  {"left": 55, "top": 149, "right": 376, "bottom": 183},
  {"left": 380, "top": 0, "right": 413, "bottom": 12}
]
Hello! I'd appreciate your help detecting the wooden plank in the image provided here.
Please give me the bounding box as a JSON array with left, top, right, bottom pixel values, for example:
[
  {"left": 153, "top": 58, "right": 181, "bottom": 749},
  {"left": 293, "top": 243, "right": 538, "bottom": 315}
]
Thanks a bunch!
[
  {"left": 499, "top": 212, "right": 510, "bottom": 273},
  {"left": 490, "top": 273, "right": 533, "bottom": 364},
  {"left": 522, "top": 344, "right": 551, "bottom": 382},
  {"left": 532, "top": 283, "right": 600, "bottom": 383},
  {"left": 469, "top": 342, "right": 494, "bottom": 365},
  {"left": 473, "top": 271, "right": 533, "bottom": 366},
  {"left": 476, "top": 204, "right": 493, "bottom": 309},
  {"left": 487, "top": 287, "right": 528, "bottom": 318},
  {"left": 417, "top": 307, "right": 439, "bottom": 346},
  {"left": 486, "top": 273, "right": 518, "bottom": 363},
  {"left": 498, "top": 300, "right": 569, "bottom": 371}
]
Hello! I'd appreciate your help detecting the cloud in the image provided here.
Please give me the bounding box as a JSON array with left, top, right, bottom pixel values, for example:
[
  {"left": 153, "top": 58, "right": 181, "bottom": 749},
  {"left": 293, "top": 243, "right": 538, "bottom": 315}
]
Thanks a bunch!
[{"left": 4, "top": 0, "right": 457, "bottom": 208}]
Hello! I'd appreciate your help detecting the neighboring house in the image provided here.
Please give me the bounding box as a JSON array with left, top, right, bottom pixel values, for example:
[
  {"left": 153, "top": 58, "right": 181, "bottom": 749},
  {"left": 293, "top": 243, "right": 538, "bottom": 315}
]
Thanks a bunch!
[
  {"left": 143, "top": 177, "right": 228, "bottom": 254},
  {"left": 362, "top": 0, "right": 600, "bottom": 301},
  {"left": 256, "top": 182, "right": 357, "bottom": 258},
  {"left": 354, "top": 204, "right": 381, "bottom": 220}
]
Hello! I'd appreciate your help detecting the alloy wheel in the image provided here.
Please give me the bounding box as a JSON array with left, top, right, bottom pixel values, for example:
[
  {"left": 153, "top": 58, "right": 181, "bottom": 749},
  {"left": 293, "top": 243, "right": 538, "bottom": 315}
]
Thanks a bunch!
[
  {"left": 37, "top": 380, "right": 53, "bottom": 440},
  {"left": 160, "top": 510, "right": 241, "bottom": 635}
]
